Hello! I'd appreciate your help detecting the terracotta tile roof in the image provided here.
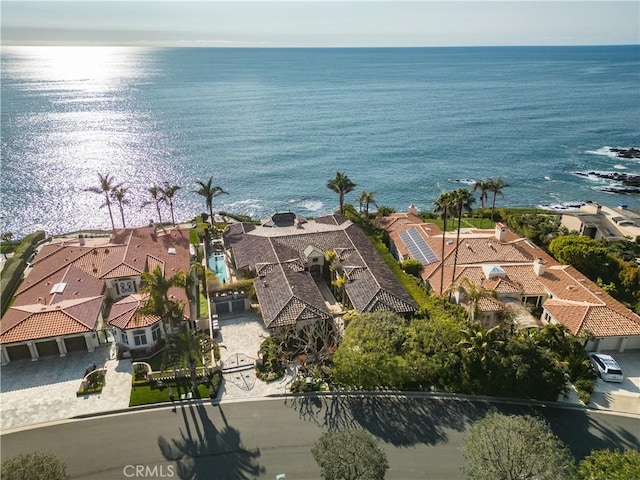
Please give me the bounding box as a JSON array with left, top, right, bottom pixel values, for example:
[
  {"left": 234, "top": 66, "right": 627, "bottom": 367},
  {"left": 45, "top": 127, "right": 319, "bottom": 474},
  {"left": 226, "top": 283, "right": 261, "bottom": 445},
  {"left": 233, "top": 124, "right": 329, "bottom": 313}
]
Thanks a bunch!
[
  {"left": 13, "top": 265, "right": 105, "bottom": 307},
  {"left": 380, "top": 215, "right": 640, "bottom": 339},
  {"left": 1, "top": 296, "right": 103, "bottom": 343},
  {"left": 4, "top": 226, "right": 193, "bottom": 344},
  {"left": 108, "top": 294, "right": 161, "bottom": 330}
]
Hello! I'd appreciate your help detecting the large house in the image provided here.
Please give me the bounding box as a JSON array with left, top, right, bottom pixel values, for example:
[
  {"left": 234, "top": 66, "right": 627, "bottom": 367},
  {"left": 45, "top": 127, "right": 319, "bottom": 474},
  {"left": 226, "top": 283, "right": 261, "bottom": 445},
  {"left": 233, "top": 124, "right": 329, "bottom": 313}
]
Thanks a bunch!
[
  {"left": 223, "top": 213, "right": 416, "bottom": 329},
  {"left": 379, "top": 211, "right": 640, "bottom": 352},
  {"left": 0, "top": 226, "right": 194, "bottom": 364},
  {"left": 561, "top": 203, "right": 640, "bottom": 243}
]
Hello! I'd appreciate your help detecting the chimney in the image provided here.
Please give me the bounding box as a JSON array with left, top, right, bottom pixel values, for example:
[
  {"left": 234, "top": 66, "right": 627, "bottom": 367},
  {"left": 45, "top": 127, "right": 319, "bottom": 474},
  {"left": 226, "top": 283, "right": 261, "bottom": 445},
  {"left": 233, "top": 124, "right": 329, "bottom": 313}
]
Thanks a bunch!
[
  {"left": 495, "top": 223, "right": 507, "bottom": 242},
  {"left": 78, "top": 234, "right": 85, "bottom": 246},
  {"left": 149, "top": 220, "right": 156, "bottom": 237},
  {"left": 408, "top": 203, "right": 418, "bottom": 215},
  {"left": 533, "top": 258, "right": 546, "bottom": 276}
]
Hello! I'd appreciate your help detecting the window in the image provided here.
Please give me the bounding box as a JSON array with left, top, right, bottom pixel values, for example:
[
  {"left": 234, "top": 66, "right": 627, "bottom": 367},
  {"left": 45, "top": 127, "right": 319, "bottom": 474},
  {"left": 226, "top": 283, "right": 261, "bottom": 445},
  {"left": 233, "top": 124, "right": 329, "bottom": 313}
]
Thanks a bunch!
[
  {"left": 134, "top": 330, "right": 147, "bottom": 346},
  {"left": 121, "top": 330, "right": 129, "bottom": 344},
  {"left": 115, "top": 279, "right": 137, "bottom": 297},
  {"left": 151, "top": 324, "right": 161, "bottom": 342}
]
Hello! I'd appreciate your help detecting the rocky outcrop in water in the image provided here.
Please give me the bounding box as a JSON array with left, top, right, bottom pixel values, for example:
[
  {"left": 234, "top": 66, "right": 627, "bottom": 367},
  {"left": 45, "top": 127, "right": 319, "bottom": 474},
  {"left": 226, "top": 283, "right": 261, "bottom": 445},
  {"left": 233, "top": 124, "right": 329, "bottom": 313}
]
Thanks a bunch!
[
  {"left": 611, "top": 147, "right": 640, "bottom": 159},
  {"left": 575, "top": 171, "right": 640, "bottom": 195}
]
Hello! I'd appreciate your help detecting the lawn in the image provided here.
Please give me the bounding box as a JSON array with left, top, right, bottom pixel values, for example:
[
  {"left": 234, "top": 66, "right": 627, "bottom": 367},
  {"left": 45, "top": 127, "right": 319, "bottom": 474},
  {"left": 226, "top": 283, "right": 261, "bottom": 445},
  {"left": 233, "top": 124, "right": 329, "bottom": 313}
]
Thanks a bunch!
[
  {"left": 129, "top": 370, "right": 223, "bottom": 406},
  {"left": 199, "top": 293, "right": 209, "bottom": 319},
  {"left": 130, "top": 382, "right": 211, "bottom": 407}
]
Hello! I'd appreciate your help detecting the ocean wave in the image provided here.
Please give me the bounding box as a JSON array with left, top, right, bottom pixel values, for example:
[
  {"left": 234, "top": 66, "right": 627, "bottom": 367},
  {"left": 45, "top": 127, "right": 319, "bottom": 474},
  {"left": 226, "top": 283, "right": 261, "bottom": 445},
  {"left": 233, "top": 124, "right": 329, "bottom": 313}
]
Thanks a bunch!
[
  {"left": 298, "top": 200, "right": 323, "bottom": 212},
  {"left": 613, "top": 164, "right": 628, "bottom": 170},
  {"left": 537, "top": 202, "right": 585, "bottom": 211},
  {"left": 451, "top": 179, "right": 476, "bottom": 185},
  {"left": 586, "top": 146, "right": 640, "bottom": 161}
]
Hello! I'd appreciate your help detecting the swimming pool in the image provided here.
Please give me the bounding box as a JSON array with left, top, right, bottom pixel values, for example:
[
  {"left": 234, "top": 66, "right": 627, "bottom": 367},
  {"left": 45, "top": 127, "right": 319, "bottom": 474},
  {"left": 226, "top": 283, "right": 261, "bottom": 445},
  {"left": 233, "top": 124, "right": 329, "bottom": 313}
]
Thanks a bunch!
[{"left": 208, "top": 253, "right": 229, "bottom": 284}]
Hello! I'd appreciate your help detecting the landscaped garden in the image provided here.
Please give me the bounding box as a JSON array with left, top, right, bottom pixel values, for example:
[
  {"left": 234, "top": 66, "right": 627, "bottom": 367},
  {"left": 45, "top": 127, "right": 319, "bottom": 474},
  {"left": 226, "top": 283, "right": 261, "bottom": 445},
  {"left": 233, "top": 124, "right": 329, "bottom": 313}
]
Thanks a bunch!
[{"left": 130, "top": 370, "right": 222, "bottom": 407}]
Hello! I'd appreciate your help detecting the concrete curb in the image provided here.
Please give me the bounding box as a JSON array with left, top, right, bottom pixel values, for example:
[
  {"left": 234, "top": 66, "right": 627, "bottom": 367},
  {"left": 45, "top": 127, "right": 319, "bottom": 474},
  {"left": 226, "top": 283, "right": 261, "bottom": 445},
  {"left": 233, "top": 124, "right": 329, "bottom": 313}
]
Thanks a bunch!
[{"left": 3, "top": 390, "right": 637, "bottom": 435}]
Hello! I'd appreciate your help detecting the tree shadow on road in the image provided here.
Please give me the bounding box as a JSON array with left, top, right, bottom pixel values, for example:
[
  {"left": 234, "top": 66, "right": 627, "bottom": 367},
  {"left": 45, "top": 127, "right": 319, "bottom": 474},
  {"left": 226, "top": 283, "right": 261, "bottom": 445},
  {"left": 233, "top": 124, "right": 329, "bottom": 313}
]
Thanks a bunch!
[
  {"left": 285, "top": 393, "right": 640, "bottom": 457},
  {"left": 285, "top": 393, "right": 490, "bottom": 446},
  {"left": 536, "top": 404, "right": 640, "bottom": 462},
  {"left": 157, "top": 401, "right": 265, "bottom": 480}
]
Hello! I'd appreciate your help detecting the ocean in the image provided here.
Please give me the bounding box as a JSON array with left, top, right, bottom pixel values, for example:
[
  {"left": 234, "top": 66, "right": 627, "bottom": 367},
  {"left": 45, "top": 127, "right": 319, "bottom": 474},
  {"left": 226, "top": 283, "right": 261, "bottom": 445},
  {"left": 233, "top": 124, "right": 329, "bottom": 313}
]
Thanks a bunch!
[{"left": 1, "top": 45, "right": 639, "bottom": 237}]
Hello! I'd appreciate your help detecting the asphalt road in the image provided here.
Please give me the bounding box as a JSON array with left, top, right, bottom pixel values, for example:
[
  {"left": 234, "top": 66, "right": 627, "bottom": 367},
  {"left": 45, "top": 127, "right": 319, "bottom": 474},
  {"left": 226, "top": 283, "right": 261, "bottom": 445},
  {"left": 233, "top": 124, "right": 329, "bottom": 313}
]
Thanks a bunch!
[{"left": 1, "top": 394, "right": 638, "bottom": 480}]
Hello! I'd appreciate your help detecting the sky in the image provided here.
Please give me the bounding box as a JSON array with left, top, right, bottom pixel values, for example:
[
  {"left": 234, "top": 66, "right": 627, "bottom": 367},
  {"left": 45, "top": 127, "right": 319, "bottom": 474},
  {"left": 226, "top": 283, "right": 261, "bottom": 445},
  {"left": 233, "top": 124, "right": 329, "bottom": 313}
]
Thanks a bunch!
[{"left": 1, "top": 1, "right": 639, "bottom": 47}]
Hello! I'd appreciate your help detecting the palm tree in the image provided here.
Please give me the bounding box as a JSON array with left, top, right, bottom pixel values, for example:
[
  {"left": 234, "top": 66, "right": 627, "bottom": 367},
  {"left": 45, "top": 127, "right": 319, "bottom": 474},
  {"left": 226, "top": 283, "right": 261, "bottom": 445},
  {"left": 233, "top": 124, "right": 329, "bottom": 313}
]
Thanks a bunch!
[
  {"left": 142, "top": 186, "right": 165, "bottom": 225},
  {"left": 162, "top": 327, "right": 213, "bottom": 393},
  {"left": 447, "top": 277, "right": 499, "bottom": 325},
  {"left": 487, "top": 177, "right": 510, "bottom": 221},
  {"left": 85, "top": 172, "right": 120, "bottom": 231},
  {"left": 194, "top": 177, "right": 228, "bottom": 225},
  {"left": 140, "top": 266, "right": 186, "bottom": 332},
  {"left": 327, "top": 172, "right": 357, "bottom": 216},
  {"left": 433, "top": 191, "right": 456, "bottom": 295},
  {"left": 450, "top": 188, "right": 475, "bottom": 288},
  {"left": 111, "top": 185, "right": 130, "bottom": 228},
  {"left": 162, "top": 182, "right": 181, "bottom": 226},
  {"left": 472, "top": 180, "right": 490, "bottom": 210},
  {"left": 459, "top": 324, "right": 505, "bottom": 362},
  {"left": 356, "top": 190, "right": 377, "bottom": 217}
]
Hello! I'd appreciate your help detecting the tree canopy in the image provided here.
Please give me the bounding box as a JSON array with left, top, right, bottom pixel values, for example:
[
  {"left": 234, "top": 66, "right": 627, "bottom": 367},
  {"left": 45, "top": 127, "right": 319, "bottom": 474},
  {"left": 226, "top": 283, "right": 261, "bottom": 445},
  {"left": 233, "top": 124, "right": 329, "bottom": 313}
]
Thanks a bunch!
[
  {"left": 2, "top": 452, "right": 69, "bottom": 480},
  {"left": 548, "top": 235, "right": 608, "bottom": 279},
  {"left": 461, "top": 412, "right": 575, "bottom": 480},
  {"left": 577, "top": 448, "right": 640, "bottom": 480},
  {"left": 311, "top": 429, "right": 389, "bottom": 480}
]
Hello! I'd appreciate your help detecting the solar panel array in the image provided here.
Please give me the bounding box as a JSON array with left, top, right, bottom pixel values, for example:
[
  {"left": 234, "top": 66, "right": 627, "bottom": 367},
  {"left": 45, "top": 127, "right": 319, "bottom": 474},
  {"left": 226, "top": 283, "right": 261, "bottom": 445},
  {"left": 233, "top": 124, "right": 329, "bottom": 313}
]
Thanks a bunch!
[{"left": 399, "top": 228, "right": 439, "bottom": 265}]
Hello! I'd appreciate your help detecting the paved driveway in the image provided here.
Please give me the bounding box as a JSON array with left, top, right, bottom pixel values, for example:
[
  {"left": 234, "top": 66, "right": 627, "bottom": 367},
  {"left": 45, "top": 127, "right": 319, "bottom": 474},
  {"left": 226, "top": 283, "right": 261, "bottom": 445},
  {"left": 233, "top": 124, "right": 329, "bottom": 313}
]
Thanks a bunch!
[
  {"left": 216, "top": 311, "right": 296, "bottom": 400},
  {"left": 589, "top": 351, "right": 640, "bottom": 415},
  {"left": 0, "top": 346, "right": 132, "bottom": 431}
]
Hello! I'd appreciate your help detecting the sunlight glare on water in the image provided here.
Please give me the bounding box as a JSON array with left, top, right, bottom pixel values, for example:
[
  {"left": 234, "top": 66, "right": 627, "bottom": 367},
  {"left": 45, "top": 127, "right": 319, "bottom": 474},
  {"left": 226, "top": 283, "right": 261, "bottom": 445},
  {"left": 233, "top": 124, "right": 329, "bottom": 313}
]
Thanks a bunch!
[{"left": 1, "top": 46, "right": 192, "bottom": 234}]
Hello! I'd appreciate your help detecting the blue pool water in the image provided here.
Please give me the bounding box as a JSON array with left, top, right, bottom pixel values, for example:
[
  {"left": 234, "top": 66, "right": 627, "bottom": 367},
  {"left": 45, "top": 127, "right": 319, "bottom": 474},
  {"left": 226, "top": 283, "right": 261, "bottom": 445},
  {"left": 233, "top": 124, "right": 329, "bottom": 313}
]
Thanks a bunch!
[{"left": 208, "top": 253, "right": 229, "bottom": 284}]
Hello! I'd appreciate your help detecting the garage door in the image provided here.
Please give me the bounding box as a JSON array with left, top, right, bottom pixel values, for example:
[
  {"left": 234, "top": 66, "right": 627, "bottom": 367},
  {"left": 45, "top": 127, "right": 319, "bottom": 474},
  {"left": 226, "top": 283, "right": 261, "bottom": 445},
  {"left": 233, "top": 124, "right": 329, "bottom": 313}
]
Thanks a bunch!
[
  {"left": 7, "top": 344, "right": 31, "bottom": 361},
  {"left": 231, "top": 299, "right": 245, "bottom": 312},
  {"left": 36, "top": 340, "right": 59, "bottom": 357},
  {"left": 65, "top": 336, "right": 87, "bottom": 352},
  {"left": 598, "top": 337, "right": 620, "bottom": 352},
  {"left": 624, "top": 336, "right": 640, "bottom": 351},
  {"left": 214, "top": 301, "right": 229, "bottom": 315}
]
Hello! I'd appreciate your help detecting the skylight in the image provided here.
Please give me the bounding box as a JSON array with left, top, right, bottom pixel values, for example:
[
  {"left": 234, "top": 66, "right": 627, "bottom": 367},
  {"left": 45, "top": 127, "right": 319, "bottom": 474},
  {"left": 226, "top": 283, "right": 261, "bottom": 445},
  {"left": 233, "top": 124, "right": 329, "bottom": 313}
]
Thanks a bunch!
[
  {"left": 167, "top": 247, "right": 176, "bottom": 255},
  {"left": 50, "top": 282, "right": 67, "bottom": 294}
]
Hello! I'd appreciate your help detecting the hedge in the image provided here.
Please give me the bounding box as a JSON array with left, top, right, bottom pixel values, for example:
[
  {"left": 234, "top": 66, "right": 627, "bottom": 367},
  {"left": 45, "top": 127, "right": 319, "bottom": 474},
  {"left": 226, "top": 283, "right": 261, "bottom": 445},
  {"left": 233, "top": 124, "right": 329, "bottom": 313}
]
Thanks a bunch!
[{"left": 1, "top": 231, "right": 46, "bottom": 315}]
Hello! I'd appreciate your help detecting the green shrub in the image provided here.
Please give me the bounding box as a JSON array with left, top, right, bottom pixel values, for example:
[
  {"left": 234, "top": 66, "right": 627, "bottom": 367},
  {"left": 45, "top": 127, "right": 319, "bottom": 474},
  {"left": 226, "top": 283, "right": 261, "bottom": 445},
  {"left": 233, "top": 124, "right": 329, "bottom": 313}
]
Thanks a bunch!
[
  {"left": 2, "top": 452, "right": 69, "bottom": 480},
  {"left": 77, "top": 372, "right": 105, "bottom": 396},
  {"left": 401, "top": 258, "right": 423, "bottom": 278},
  {"left": 256, "top": 337, "right": 285, "bottom": 382},
  {"left": 574, "top": 377, "right": 596, "bottom": 405}
]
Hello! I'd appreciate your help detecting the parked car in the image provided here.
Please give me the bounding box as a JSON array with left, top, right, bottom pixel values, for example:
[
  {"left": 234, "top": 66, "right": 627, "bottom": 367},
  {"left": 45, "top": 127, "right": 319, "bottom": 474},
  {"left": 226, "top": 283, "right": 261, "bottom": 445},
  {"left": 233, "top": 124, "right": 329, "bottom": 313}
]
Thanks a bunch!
[{"left": 589, "top": 353, "right": 624, "bottom": 383}]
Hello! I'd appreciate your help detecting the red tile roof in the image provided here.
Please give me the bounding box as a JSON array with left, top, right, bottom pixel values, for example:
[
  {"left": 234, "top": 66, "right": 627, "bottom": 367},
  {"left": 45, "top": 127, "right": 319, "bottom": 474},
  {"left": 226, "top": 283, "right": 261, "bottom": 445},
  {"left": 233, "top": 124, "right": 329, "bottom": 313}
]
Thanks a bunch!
[
  {"left": 2, "top": 226, "right": 192, "bottom": 344},
  {"left": 108, "top": 294, "right": 161, "bottom": 330},
  {"left": 381, "top": 215, "right": 640, "bottom": 338},
  {"left": 0, "top": 296, "right": 103, "bottom": 343}
]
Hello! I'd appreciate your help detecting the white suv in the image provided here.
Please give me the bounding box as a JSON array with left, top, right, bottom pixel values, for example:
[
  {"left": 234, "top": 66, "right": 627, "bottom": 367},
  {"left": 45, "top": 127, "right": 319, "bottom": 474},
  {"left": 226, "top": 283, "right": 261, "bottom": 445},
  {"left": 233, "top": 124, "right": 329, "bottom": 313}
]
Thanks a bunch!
[{"left": 589, "top": 353, "right": 624, "bottom": 383}]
